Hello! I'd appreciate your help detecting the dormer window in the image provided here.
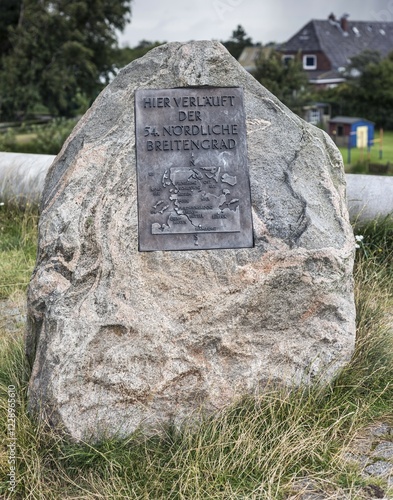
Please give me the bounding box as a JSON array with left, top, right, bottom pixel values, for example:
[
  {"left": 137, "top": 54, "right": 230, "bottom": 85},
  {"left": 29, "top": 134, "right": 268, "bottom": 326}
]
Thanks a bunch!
[{"left": 303, "top": 54, "right": 317, "bottom": 70}]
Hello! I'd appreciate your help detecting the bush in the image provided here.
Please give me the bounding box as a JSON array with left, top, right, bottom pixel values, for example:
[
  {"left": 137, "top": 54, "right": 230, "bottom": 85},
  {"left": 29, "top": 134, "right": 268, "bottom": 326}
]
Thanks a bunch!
[
  {"left": 17, "top": 118, "right": 78, "bottom": 155},
  {"left": 0, "top": 118, "right": 78, "bottom": 155},
  {"left": 0, "top": 128, "right": 17, "bottom": 152}
]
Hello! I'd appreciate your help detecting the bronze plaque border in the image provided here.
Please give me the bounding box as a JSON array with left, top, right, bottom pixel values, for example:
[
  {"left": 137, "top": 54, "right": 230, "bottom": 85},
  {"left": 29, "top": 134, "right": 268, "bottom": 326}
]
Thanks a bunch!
[{"left": 135, "top": 87, "right": 253, "bottom": 251}]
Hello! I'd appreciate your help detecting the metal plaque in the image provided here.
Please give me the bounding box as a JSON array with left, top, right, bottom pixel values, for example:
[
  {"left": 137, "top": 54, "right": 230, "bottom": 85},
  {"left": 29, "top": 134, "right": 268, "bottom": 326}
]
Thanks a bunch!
[{"left": 135, "top": 87, "right": 253, "bottom": 251}]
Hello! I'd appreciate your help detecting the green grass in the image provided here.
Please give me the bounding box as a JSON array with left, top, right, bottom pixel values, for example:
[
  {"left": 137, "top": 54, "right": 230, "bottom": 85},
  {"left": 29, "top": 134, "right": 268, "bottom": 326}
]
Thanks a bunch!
[
  {"left": 0, "top": 209, "right": 392, "bottom": 499},
  {"left": 339, "top": 130, "right": 393, "bottom": 174},
  {"left": 0, "top": 204, "right": 39, "bottom": 300},
  {"left": 14, "top": 133, "right": 38, "bottom": 145}
]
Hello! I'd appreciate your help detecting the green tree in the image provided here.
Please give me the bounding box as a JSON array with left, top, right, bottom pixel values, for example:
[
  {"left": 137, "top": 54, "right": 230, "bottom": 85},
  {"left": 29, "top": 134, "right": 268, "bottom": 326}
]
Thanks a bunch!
[
  {"left": 0, "top": 0, "right": 22, "bottom": 57},
  {"left": 222, "top": 25, "right": 254, "bottom": 60},
  {"left": 350, "top": 53, "right": 393, "bottom": 128},
  {"left": 0, "top": 0, "right": 132, "bottom": 119},
  {"left": 254, "top": 49, "right": 309, "bottom": 114},
  {"left": 345, "top": 49, "right": 382, "bottom": 79},
  {"left": 319, "top": 50, "right": 393, "bottom": 129}
]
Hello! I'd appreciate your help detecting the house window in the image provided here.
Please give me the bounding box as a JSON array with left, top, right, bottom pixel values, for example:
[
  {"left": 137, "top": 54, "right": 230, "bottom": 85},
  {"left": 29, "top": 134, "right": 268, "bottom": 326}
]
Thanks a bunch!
[
  {"left": 282, "top": 55, "right": 294, "bottom": 66},
  {"left": 309, "top": 109, "right": 320, "bottom": 125},
  {"left": 303, "top": 54, "right": 317, "bottom": 70},
  {"left": 337, "top": 125, "right": 344, "bottom": 137}
]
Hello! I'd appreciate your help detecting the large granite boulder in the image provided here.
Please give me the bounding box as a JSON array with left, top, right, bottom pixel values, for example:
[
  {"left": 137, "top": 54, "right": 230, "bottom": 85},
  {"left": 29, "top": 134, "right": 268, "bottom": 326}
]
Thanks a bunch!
[{"left": 26, "top": 41, "right": 356, "bottom": 441}]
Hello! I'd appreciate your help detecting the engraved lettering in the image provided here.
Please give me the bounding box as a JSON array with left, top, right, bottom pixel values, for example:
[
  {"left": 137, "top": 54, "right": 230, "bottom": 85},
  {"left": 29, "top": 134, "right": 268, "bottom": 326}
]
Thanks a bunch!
[
  {"left": 179, "top": 110, "right": 202, "bottom": 121},
  {"left": 143, "top": 96, "right": 171, "bottom": 108},
  {"left": 143, "top": 97, "right": 154, "bottom": 108},
  {"left": 162, "top": 124, "right": 238, "bottom": 139},
  {"left": 196, "top": 226, "right": 217, "bottom": 231},
  {"left": 172, "top": 95, "right": 235, "bottom": 108},
  {"left": 222, "top": 125, "right": 230, "bottom": 134}
]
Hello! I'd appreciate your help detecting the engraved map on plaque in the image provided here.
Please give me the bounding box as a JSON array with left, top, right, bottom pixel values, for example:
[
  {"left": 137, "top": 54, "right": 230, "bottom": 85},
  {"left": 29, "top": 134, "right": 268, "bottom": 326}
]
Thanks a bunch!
[{"left": 135, "top": 87, "right": 253, "bottom": 251}]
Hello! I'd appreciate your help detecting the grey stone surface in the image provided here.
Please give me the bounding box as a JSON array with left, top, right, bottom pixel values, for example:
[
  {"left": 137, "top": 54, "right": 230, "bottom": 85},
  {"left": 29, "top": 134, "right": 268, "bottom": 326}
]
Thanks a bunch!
[
  {"left": 367, "top": 423, "right": 393, "bottom": 437},
  {"left": 341, "top": 422, "right": 393, "bottom": 498},
  {"left": 373, "top": 442, "right": 393, "bottom": 461},
  {"left": 364, "top": 461, "right": 393, "bottom": 478},
  {"left": 342, "top": 451, "right": 370, "bottom": 468},
  {"left": 286, "top": 479, "right": 352, "bottom": 499},
  {"left": 26, "top": 41, "right": 356, "bottom": 441}
]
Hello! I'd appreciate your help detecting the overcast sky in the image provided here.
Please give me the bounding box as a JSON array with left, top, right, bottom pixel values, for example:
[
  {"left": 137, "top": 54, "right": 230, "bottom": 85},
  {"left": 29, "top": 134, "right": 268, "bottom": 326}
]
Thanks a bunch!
[{"left": 118, "top": 0, "right": 393, "bottom": 47}]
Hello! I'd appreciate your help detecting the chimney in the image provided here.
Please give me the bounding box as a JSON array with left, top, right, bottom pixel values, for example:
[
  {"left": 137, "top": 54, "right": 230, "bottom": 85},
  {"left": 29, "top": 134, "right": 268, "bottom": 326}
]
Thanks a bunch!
[
  {"left": 341, "top": 13, "right": 349, "bottom": 32},
  {"left": 328, "top": 13, "right": 336, "bottom": 22}
]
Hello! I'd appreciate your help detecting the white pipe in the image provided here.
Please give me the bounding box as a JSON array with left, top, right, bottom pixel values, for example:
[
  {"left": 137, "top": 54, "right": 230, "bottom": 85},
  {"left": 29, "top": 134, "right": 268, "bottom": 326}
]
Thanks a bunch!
[
  {"left": 346, "top": 174, "right": 393, "bottom": 223},
  {"left": 0, "top": 152, "right": 55, "bottom": 204}
]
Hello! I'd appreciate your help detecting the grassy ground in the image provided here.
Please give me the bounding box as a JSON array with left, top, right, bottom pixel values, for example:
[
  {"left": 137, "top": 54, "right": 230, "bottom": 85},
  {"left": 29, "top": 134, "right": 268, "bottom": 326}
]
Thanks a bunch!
[
  {"left": 0, "top": 205, "right": 392, "bottom": 499},
  {"left": 338, "top": 130, "right": 393, "bottom": 175},
  {"left": 14, "top": 133, "right": 37, "bottom": 145},
  {"left": 0, "top": 205, "right": 39, "bottom": 300}
]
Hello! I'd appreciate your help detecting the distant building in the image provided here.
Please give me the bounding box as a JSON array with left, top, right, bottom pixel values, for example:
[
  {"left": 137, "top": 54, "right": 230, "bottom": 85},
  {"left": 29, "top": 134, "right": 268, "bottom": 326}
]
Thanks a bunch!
[
  {"left": 238, "top": 47, "right": 261, "bottom": 72},
  {"left": 237, "top": 46, "right": 272, "bottom": 73},
  {"left": 329, "top": 116, "right": 375, "bottom": 148},
  {"left": 303, "top": 102, "right": 331, "bottom": 127},
  {"left": 279, "top": 13, "right": 393, "bottom": 87}
]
